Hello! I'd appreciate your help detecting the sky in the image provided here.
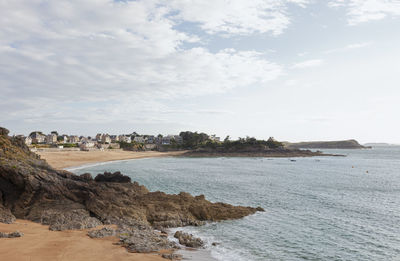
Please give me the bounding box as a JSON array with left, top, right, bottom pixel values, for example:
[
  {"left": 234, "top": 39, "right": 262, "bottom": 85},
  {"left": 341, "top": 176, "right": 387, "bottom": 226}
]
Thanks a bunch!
[{"left": 1, "top": 0, "right": 400, "bottom": 143}]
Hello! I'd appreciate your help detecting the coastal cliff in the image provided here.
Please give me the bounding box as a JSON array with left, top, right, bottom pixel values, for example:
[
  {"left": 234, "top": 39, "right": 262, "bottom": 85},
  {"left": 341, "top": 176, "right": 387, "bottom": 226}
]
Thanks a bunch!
[{"left": 0, "top": 127, "right": 262, "bottom": 253}]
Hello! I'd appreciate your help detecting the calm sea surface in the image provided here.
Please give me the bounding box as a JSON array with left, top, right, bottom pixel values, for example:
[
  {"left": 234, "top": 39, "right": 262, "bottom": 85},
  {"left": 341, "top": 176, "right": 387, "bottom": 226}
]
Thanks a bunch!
[{"left": 70, "top": 146, "right": 400, "bottom": 261}]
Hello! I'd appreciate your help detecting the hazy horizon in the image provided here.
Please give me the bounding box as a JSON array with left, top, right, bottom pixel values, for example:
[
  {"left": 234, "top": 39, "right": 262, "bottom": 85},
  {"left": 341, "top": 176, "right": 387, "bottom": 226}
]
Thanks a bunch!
[{"left": 1, "top": 1, "right": 399, "bottom": 143}]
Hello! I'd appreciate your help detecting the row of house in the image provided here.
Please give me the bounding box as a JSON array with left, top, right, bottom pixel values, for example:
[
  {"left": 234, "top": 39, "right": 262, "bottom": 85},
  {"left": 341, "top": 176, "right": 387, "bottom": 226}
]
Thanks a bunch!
[
  {"left": 95, "top": 133, "right": 183, "bottom": 145},
  {"left": 23, "top": 131, "right": 186, "bottom": 151}
]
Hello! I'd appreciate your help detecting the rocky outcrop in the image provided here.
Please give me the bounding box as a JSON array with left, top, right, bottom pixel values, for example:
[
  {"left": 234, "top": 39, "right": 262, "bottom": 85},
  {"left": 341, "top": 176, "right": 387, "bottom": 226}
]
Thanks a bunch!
[
  {"left": 174, "top": 231, "right": 204, "bottom": 248},
  {"left": 94, "top": 171, "right": 131, "bottom": 183},
  {"left": 0, "top": 127, "right": 263, "bottom": 253},
  {"left": 0, "top": 205, "right": 16, "bottom": 224},
  {"left": 119, "top": 225, "right": 178, "bottom": 253},
  {"left": 0, "top": 231, "right": 23, "bottom": 238},
  {"left": 162, "top": 253, "right": 183, "bottom": 260},
  {"left": 88, "top": 227, "right": 116, "bottom": 238}
]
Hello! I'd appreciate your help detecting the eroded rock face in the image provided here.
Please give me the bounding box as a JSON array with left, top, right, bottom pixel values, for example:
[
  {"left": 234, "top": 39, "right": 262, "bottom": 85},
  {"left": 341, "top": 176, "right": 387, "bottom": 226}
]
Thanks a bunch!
[
  {"left": 40, "top": 209, "right": 102, "bottom": 231},
  {"left": 0, "top": 127, "right": 263, "bottom": 253},
  {"left": 0, "top": 205, "right": 16, "bottom": 224},
  {"left": 174, "top": 231, "right": 204, "bottom": 248}
]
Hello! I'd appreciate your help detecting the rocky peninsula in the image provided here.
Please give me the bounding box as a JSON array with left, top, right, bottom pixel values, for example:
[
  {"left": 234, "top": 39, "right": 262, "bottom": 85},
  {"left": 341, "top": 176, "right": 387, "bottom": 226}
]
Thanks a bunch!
[
  {"left": 0, "top": 127, "right": 263, "bottom": 259},
  {"left": 284, "top": 139, "right": 369, "bottom": 149}
]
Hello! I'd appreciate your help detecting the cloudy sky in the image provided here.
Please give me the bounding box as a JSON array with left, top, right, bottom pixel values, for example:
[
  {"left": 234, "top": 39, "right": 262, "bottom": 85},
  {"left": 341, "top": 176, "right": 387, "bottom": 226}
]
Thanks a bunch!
[{"left": 1, "top": 0, "right": 399, "bottom": 143}]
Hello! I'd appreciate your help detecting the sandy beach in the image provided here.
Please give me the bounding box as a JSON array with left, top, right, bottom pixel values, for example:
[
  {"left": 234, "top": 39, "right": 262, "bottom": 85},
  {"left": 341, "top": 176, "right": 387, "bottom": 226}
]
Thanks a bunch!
[
  {"left": 37, "top": 149, "right": 187, "bottom": 169},
  {"left": 0, "top": 220, "right": 169, "bottom": 261}
]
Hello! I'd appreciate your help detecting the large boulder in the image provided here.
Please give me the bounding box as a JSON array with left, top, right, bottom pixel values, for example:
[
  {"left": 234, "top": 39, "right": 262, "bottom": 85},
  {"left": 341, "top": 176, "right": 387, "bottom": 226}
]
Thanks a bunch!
[{"left": 174, "top": 231, "right": 204, "bottom": 248}]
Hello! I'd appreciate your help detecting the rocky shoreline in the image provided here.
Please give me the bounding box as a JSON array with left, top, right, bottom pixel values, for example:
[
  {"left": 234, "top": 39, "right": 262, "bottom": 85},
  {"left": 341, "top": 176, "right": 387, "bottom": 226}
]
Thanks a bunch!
[{"left": 0, "top": 127, "right": 263, "bottom": 259}]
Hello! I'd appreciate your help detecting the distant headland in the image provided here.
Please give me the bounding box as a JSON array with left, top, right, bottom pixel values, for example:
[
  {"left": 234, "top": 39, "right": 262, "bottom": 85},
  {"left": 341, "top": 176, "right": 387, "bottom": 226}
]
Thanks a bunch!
[{"left": 283, "top": 139, "right": 370, "bottom": 149}]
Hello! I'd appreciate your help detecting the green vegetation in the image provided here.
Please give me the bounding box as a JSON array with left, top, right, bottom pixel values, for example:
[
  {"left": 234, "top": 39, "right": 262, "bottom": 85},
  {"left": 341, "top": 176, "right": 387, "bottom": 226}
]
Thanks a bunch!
[
  {"left": 179, "top": 131, "right": 209, "bottom": 148},
  {"left": 118, "top": 141, "right": 144, "bottom": 151},
  {"left": 59, "top": 143, "right": 78, "bottom": 148},
  {"left": 159, "top": 131, "right": 284, "bottom": 152}
]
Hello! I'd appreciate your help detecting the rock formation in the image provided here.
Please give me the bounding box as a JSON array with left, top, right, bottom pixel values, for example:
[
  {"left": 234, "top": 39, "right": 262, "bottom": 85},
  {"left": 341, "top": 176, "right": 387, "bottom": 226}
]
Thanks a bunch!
[
  {"left": 174, "top": 231, "right": 204, "bottom": 248},
  {"left": 0, "top": 127, "right": 263, "bottom": 253},
  {"left": 0, "top": 231, "right": 23, "bottom": 238}
]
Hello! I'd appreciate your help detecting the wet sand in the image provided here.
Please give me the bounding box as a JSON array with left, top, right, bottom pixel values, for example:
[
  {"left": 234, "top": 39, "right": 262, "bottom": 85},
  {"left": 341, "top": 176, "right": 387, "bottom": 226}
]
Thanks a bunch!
[
  {"left": 37, "top": 150, "right": 187, "bottom": 169},
  {"left": 0, "top": 220, "right": 167, "bottom": 261}
]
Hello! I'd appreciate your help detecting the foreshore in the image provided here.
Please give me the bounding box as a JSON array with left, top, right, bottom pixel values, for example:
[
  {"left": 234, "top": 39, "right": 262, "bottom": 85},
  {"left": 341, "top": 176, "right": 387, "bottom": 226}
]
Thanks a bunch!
[
  {"left": 0, "top": 220, "right": 168, "bottom": 261},
  {"left": 37, "top": 149, "right": 187, "bottom": 169}
]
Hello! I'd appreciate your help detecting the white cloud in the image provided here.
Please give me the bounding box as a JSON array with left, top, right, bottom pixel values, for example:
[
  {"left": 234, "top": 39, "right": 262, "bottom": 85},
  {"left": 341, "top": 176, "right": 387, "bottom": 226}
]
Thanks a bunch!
[
  {"left": 0, "top": 0, "right": 283, "bottom": 124},
  {"left": 168, "top": 0, "right": 309, "bottom": 35},
  {"left": 291, "top": 59, "right": 324, "bottom": 69},
  {"left": 325, "top": 41, "right": 372, "bottom": 53},
  {"left": 329, "top": 0, "right": 400, "bottom": 24}
]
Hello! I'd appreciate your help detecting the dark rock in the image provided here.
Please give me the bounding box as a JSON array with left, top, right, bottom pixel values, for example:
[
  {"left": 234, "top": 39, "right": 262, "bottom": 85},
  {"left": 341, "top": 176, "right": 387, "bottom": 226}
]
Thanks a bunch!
[
  {"left": 161, "top": 253, "right": 183, "bottom": 260},
  {"left": 0, "top": 127, "right": 9, "bottom": 136},
  {"left": 94, "top": 171, "right": 131, "bottom": 183},
  {"left": 174, "top": 231, "right": 204, "bottom": 248},
  {"left": 80, "top": 173, "right": 93, "bottom": 181},
  {"left": 88, "top": 227, "right": 116, "bottom": 238},
  {"left": 0, "top": 205, "right": 16, "bottom": 224},
  {"left": 0, "top": 231, "right": 23, "bottom": 238},
  {"left": 212, "top": 242, "right": 220, "bottom": 246}
]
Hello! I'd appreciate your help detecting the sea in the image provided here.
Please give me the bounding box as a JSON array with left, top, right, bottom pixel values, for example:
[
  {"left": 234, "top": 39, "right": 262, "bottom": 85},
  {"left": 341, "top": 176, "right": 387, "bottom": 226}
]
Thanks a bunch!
[{"left": 69, "top": 146, "right": 400, "bottom": 261}]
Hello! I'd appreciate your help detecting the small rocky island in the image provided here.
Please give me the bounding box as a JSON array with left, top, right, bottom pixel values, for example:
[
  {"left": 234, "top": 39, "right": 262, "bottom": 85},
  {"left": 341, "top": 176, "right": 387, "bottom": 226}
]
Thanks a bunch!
[{"left": 0, "top": 127, "right": 263, "bottom": 255}]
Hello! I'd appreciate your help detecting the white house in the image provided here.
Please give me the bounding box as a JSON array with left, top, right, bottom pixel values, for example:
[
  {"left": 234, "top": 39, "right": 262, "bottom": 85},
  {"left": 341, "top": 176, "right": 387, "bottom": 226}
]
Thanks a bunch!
[
  {"left": 133, "top": 136, "right": 146, "bottom": 143},
  {"left": 69, "top": 135, "right": 80, "bottom": 143},
  {"left": 118, "top": 135, "right": 131, "bottom": 143},
  {"left": 29, "top": 132, "right": 46, "bottom": 144}
]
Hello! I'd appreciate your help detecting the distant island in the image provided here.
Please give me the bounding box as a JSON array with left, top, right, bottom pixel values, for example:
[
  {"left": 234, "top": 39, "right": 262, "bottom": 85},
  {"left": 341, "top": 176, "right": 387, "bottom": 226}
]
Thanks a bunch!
[
  {"left": 283, "top": 139, "right": 369, "bottom": 149},
  {"left": 363, "top": 143, "right": 398, "bottom": 147}
]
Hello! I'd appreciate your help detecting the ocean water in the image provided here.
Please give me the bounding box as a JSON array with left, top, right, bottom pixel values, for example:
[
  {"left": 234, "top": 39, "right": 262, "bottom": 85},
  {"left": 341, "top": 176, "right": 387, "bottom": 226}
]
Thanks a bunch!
[{"left": 70, "top": 146, "right": 400, "bottom": 261}]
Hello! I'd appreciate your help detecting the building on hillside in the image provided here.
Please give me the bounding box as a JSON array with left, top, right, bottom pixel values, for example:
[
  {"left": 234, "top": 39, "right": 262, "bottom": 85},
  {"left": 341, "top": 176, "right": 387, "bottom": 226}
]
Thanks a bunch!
[
  {"left": 80, "top": 141, "right": 97, "bottom": 151},
  {"left": 59, "top": 135, "right": 68, "bottom": 143},
  {"left": 110, "top": 135, "right": 119, "bottom": 142},
  {"left": 29, "top": 132, "right": 46, "bottom": 144},
  {"left": 24, "top": 136, "right": 32, "bottom": 145},
  {"left": 209, "top": 135, "right": 221, "bottom": 142},
  {"left": 118, "top": 135, "right": 131, "bottom": 143},
  {"left": 69, "top": 135, "right": 80, "bottom": 143},
  {"left": 146, "top": 135, "right": 156, "bottom": 144},
  {"left": 133, "top": 136, "right": 146, "bottom": 143},
  {"left": 95, "top": 133, "right": 102, "bottom": 142},
  {"left": 173, "top": 135, "right": 183, "bottom": 144},
  {"left": 46, "top": 134, "right": 57, "bottom": 144},
  {"left": 161, "top": 135, "right": 183, "bottom": 145},
  {"left": 101, "top": 134, "right": 111, "bottom": 144}
]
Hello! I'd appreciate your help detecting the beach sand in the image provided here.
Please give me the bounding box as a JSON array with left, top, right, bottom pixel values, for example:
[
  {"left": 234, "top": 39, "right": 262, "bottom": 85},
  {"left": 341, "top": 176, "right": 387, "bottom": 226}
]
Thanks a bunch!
[
  {"left": 37, "top": 149, "right": 186, "bottom": 169},
  {"left": 0, "top": 220, "right": 168, "bottom": 261}
]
